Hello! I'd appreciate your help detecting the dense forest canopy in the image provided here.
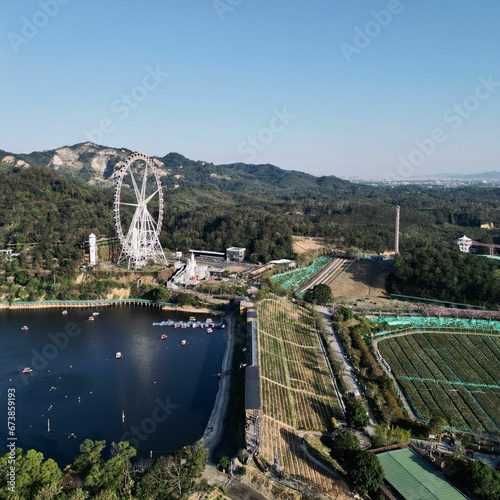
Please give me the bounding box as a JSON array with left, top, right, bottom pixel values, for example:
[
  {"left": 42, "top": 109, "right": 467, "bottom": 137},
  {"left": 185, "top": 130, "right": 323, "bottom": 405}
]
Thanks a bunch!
[
  {"left": 389, "top": 243, "right": 500, "bottom": 308},
  {"left": 0, "top": 161, "right": 499, "bottom": 304}
]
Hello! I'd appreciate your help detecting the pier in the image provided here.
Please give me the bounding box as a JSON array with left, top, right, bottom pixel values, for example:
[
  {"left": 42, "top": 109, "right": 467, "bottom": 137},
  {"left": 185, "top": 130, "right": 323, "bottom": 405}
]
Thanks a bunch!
[{"left": 0, "top": 299, "right": 176, "bottom": 310}]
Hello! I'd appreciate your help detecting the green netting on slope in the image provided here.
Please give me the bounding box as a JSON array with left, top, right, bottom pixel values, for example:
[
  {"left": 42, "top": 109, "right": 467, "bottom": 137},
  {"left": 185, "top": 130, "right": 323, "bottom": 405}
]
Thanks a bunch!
[
  {"left": 271, "top": 256, "right": 331, "bottom": 290},
  {"left": 372, "top": 316, "right": 500, "bottom": 334}
]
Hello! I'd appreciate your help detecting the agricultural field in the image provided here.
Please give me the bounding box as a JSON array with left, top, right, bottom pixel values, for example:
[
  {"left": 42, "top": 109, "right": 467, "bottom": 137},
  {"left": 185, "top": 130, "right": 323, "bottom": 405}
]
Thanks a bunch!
[
  {"left": 378, "top": 332, "right": 500, "bottom": 432},
  {"left": 259, "top": 416, "right": 350, "bottom": 499},
  {"left": 271, "top": 256, "right": 331, "bottom": 290},
  {"left": 257, "top": 297, "right": 347, "bottom": 497}
]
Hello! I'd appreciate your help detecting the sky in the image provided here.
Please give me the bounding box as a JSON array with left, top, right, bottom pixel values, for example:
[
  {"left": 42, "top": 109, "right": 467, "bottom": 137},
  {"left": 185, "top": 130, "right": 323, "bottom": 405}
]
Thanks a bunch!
[{"left": 1, "top": 0, "right": 499, "bottom": 178}]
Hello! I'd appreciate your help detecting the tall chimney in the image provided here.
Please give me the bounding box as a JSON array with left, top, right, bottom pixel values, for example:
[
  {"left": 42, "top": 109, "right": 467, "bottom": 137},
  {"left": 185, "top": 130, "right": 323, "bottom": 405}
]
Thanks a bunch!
[{"left": 395, "top": 205, "right": 400, "bottom": 255}]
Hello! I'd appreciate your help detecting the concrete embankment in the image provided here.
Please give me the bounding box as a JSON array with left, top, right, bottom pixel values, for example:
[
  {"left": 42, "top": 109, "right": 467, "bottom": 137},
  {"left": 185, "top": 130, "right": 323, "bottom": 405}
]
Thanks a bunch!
[{"left": 201, "top": 313, "right": 235, "bottom": 456}]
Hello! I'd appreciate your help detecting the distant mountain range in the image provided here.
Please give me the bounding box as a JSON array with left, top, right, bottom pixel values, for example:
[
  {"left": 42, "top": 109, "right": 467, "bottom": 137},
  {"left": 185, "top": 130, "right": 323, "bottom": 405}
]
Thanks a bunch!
[{"left": 0, "top": 142, "right": 353, "bottom": 196}]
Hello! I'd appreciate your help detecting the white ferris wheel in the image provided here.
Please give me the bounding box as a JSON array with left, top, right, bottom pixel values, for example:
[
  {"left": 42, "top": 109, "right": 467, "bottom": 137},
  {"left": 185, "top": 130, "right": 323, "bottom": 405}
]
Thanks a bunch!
[{"left": 113, "top": 153, "right": 167, "bottom": 269}]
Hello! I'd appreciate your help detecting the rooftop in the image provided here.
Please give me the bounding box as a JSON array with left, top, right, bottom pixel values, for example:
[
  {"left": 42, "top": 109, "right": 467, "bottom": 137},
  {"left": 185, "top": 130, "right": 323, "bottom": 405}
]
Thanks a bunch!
[{"left": 377, "top": 448, "right": 467, "bottom": 500}]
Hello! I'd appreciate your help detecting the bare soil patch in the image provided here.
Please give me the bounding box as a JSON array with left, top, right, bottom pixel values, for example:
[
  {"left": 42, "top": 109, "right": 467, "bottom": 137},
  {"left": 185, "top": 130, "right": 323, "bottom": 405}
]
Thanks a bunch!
[
  {"left": 331, "top": 260, "right": 391, "bottom": 308},
  {"left": 292, "top": 236, "right": 325, "bottom": 255}
]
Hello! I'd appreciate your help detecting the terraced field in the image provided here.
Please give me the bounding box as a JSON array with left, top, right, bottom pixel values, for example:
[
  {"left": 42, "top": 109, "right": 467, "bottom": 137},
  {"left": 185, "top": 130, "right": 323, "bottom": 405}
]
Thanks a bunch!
[
  {"left": 257, "top": 296, "right": 346, "bottom": 497},
  {"left": 378, "top": 332, "right": 500, "bottom": 432},
  {"left": 271, "top": 256, "right": 331, "bottom": 290}
]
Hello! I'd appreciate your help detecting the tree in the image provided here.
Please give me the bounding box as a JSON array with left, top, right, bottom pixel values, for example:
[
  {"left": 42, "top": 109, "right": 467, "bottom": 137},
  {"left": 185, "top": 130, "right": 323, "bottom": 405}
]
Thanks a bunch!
[
  {"left": 465, "top": 460, "right": 500, "bottom": 499},
  {"left": 73, "top": 439, "right": 106, "bottom": 491},
  {"left": 100, "top": 441, "right": 137, "bottom": 493},
  {"left": 336, "top": 306, "right": 353, "bottom": 322},
  {"left": 0, "top": 448, "right": 63, "bottom": 499},
  {"left": 348, "top": 451, "right": 384, "bottom": 496},
  {"left": 67, "top": 489, "right": 90, "bottom": 500},
  {"left": 374, "top": 424, "right": 412, "bottom": 448},
  {"left": 135, "top": 440, "right": 208, "bottom": 499},
  {"left": 331, "top": 430, "right": 361, "bottom": 457},
  {"left": 33, "top": 483, "right": 63, "bottom": 499},
  {"left": 428, "top": 415, "right": 447, "bottom": 435},
  {"left": 219, "top": 456, "right": 230, "bottom": 473},
  {"left": 344, "top": 396, "right": 369, "bottom": 428},
  {"left": 305, "top": 283, "right": 332, "bottom": 305}
]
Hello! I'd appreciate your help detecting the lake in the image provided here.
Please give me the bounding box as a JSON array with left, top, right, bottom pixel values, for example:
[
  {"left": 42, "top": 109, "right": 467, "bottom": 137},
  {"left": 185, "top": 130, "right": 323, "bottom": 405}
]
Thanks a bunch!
[{"left": 0, "top": 306, "right": 226, "bottom": 466}]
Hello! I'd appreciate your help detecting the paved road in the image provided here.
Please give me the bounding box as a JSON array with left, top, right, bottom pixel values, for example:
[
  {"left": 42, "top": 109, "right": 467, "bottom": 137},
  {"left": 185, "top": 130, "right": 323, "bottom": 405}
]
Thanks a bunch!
[{"left": 315, "top": 306, "right": 377, "bottom": 435}]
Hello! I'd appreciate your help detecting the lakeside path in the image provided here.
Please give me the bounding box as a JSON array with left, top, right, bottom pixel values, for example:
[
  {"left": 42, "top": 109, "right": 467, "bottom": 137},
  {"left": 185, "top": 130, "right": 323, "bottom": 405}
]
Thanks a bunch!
[{"left": 202, "top": 312, "right": 235, "bottom": 456}]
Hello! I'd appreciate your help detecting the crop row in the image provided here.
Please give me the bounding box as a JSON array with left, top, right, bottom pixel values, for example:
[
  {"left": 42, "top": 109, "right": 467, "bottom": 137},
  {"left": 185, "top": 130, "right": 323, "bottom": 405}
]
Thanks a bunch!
[
  {"left": 259, "top": 415, "right": 348, "bottom": 498},
  {"left": 258, "top": 298, "right": 340, "bottom": 430},
  {"left": 378, "top": 333, "right": 500, "bottom": 432}
]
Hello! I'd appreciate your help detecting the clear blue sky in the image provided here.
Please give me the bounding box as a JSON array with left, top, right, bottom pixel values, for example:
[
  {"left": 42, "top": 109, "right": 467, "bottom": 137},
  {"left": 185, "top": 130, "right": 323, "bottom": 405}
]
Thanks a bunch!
[{"left": 1, "top": 0, "right": 499, "bottom": 177}]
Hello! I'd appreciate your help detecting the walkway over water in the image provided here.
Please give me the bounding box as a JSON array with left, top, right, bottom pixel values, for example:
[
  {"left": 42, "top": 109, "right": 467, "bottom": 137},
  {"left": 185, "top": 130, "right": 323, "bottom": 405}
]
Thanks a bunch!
[{"left": 0, "top": 299, "right": 176, "bottom": 310}]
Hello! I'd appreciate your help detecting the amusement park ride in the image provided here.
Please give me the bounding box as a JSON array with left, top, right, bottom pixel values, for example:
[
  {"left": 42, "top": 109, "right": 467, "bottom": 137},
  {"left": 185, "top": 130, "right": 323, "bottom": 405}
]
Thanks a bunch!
[{"left": 113, "top": 153, "right": 167, "bottom": 269}]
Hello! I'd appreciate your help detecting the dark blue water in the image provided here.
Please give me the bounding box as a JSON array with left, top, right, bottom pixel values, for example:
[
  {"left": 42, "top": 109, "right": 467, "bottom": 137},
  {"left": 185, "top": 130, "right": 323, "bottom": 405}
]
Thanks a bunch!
[{"left": 0, "top": 306, "right": 226, "bottom": 466}]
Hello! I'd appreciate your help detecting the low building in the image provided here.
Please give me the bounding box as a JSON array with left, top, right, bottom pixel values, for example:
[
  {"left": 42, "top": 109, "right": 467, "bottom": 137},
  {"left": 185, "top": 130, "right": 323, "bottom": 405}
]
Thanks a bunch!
[
  {"left": 268, "top": 258, "right": 296, "bottom": 269},
  {"left": 226, "top": 247, "right": 246, "bottom": 262},
  {"left": 169, "top": 252, "right": 208, "bottom": 287},
  {"left": 377, "top": 448, "right": 467, "bottom": 499}
]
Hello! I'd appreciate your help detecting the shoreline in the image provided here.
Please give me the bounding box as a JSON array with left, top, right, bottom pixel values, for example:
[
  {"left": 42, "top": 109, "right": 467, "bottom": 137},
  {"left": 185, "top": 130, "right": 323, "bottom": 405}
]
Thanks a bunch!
[
  {"left": 201, "top": 312, "right": 235, "bottom": 457},
  {"left": 161, "top": 305, "right": 212, "bottom": 313},
  {"left": 0, "top": 300, "right": 220, "bottom": 314}
]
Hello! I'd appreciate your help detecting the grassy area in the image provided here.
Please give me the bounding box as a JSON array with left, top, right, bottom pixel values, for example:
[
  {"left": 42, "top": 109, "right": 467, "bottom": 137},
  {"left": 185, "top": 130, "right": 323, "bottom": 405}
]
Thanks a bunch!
[{"left": 303, "top": 434, "right": 345, "bottom": 475}]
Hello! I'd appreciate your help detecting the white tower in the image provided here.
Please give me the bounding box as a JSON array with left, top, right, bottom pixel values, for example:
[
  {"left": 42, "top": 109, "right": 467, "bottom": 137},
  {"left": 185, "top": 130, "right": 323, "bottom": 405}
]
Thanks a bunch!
[
  {"left": 89, "top": 233, "right": 98, "bottom": 265},
  {"left": 457, "top": 235, "right": 472, "bottom": 253}
]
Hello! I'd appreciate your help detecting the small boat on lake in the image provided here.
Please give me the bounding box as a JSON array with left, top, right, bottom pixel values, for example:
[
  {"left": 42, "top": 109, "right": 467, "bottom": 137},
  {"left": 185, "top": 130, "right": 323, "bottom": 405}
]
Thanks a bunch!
[
  {"left": 189, "top": 316, "right": 196, "bottom": 322},
  {"left": 92, "top": 312, "right": 99, "bottom": 316},
  {"left": 22, "top": 367, "right": 33, "bottom": 374},
  {"left": 160, "top": 334, "right": 167, "bottom": 340},
  {"left": 115, "top": 352, "right": 123, "bottom": 359},
  {"left": 21, "top": 325, "right": 29, "bottom": 331},
  {"left": 61, "top": 310, "right": 68, "bottom": 315},
  {"left": 152, "top": 320, "right": 175, "bottom": 327},
  {"left": 88, "top": 316, "right": 94, "bottom": 321},
  {"left": 181, "top": 340, "right": 187, "bottom": 346},
  {"left": 206, "top": 328, "right": 213, "bottom": 334}
]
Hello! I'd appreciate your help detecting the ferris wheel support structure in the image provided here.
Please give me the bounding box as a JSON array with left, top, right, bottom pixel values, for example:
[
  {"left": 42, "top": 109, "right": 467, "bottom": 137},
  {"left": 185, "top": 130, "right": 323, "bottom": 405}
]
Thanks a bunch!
[{"left": 113, "top": 153, "right": 167, "bottom": 269}]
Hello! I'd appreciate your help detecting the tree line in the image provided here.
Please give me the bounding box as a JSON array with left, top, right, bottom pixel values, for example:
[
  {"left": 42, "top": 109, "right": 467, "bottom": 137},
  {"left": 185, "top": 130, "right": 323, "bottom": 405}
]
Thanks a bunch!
[{"left": 0, "top": 439, "right": 209, "bottom": 499}]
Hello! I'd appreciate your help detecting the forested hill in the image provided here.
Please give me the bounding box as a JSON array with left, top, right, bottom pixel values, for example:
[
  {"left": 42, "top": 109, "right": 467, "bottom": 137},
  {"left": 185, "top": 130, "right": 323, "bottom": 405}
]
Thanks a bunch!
[
  {"left": 0, "top": 153, "right": 499, "bottom": 306},
  {"left": 0, "top": 142, "right": 353, "bottom": 196}
]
